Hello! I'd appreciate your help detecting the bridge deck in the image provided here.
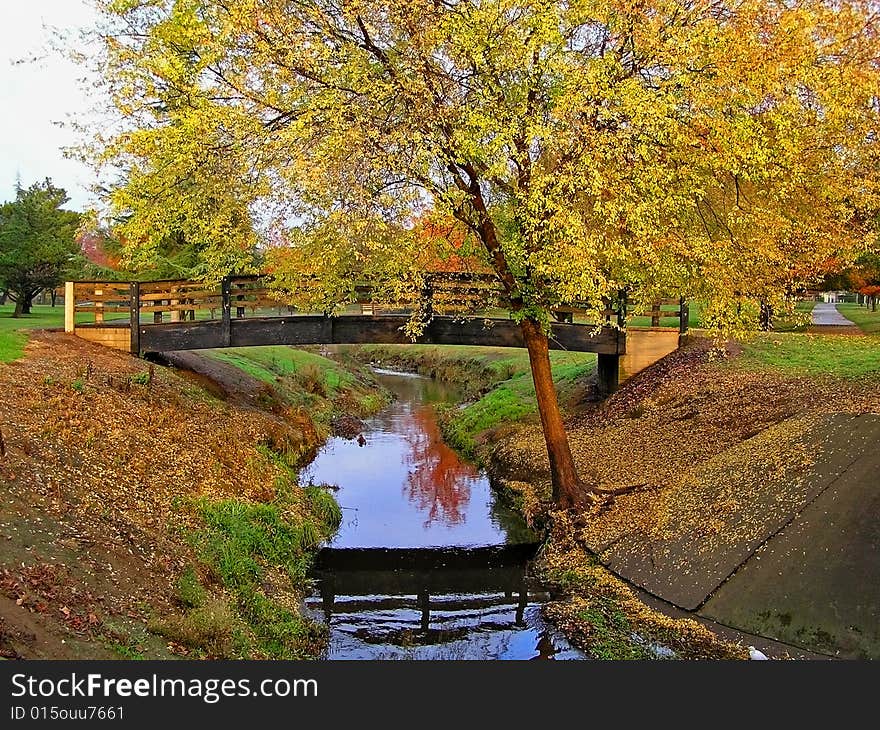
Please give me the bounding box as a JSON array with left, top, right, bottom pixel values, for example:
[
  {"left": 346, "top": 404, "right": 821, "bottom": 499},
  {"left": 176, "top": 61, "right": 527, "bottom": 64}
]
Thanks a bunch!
[{"left": 125, "top": 314, "right": 625, "bottom": 355}]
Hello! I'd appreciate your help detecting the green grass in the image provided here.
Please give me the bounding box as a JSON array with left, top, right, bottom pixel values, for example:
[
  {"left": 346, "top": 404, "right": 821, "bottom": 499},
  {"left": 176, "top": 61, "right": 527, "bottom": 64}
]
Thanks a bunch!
[
  {"left": 174, "top": 474, "right": 341, "bottom": 659},
  {"left": 0, "top": 303, "right": 127, "bottom": 363},
  {"left": 737, "top": 331, "right": 880, "bottom": 378},
  {"left": 0, "top": 303, "right": 66, "bottom": 363},
  {"left": 836, "top": 303, "right": 880, "bottom": 335},
  {"left": 204, "top": 346, "right": 358, "bottom": 392},
  {"left": 191, "top": 494, "right": 338, "bottom": 658},
  {"left": 200, "top": 346, "right": 389, "bottom": 426},
  {"left": 443, "top": 356, "right": 596, "bottom": 457}
]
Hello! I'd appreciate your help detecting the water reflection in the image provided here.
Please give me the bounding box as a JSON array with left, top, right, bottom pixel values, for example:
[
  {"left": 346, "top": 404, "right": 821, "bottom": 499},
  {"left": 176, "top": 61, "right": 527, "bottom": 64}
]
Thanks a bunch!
[
  {"left": 299, "top": 371, "right": 532, "bottom": 548},
  {"left": 301, "top": 369, "right": 582, "bottom": 659},
  {"left": 307, "top": 546, "right": 583, "bottom": 660},
  {"left": 402, "top": 404, "right": 477, "bottom": 527}
]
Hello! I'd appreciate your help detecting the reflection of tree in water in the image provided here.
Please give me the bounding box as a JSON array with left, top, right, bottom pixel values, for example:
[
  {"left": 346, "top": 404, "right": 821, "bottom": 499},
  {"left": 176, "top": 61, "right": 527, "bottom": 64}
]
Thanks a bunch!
[{"left": 401, "top": 405, "right": 478, "bottom": 527}]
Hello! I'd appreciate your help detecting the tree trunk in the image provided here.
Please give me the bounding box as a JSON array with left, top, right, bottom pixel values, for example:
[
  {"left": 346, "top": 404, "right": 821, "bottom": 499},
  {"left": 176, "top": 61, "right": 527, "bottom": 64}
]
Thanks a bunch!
[
  {"left": 12, "top": 299, "right": 23, "bottom": 317},
  {"left": 21, "top": 295, "right": 33, "bottom": 315},
  {"left": 519, "top": 317, "right": 587, "bottom": 508},
  {"left": 51, "top": 288, "right": 57, "bottom": 307},
  {"left": 0, "top": 290, "right": 7, "bottom": 306}
]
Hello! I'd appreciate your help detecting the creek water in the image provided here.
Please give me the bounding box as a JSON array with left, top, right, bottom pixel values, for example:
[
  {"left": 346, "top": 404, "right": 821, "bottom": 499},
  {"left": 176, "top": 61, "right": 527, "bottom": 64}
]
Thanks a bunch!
[{"left": 300, "top": 370, "right": 583, "bottom": 660}]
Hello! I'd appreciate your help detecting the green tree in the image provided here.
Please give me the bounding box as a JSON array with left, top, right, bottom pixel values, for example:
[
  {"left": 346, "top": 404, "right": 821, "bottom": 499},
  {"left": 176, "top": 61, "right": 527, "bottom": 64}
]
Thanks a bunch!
[
  {"left": 0, "top": 180, "right": 82, "bottom": 317},
  {"left": 87, "top": 1, "right": 880, "bottom": 507}
]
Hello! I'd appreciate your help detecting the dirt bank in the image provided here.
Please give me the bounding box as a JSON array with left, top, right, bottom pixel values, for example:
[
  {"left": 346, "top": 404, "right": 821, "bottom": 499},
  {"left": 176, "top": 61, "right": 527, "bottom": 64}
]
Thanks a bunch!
[
  {"left": 491, "top": 339, "right": 880, "bottom": 658},
  {"left": 0, "top": 332, "right": 362, "bottom": 659}
]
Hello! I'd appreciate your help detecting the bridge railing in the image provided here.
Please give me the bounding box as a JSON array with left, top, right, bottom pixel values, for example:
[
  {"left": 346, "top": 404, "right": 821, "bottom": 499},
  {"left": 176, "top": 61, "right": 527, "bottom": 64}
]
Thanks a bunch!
[
  {"left": 64, "top": 281, "right": 133, "bottom": 329},
  {"left": 627, "top": 297, "right": 689, "bottom": 334},
  {"left": 65, "top": 275, "right": 688, "bottom": 336}
]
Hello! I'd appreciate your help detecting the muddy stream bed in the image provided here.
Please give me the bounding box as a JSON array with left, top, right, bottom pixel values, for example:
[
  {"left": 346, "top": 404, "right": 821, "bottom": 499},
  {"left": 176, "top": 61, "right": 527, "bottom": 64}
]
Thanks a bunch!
[{"left": 300, "top": 370, "right": 583, "bottom": 660}]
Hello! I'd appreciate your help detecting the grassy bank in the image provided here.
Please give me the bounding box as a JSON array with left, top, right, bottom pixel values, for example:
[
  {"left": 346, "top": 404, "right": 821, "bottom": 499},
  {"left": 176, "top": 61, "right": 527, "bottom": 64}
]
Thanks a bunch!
[
  {"left": 836, "top": 303, "right": 880, "bottom": 334},
  {"left": 340, "top": 344, "right": 596, "bottom": 459},
  {"left": 201, "top": 346, "right": 389, "bottom": 434},
  {"left": 155, "top": 456, "right": 342, "bottom": 658}
]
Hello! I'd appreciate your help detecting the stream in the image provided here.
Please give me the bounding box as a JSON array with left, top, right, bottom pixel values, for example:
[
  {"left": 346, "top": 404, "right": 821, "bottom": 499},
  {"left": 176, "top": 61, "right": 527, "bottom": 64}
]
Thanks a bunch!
[{"left": 300, "top": 370, "right": 583, "bottom": 660}]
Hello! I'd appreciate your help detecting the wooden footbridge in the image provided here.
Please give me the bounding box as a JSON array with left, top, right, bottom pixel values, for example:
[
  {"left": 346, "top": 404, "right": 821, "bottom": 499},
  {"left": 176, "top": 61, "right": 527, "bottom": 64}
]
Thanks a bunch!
[{"left": 63, "top": 273, "right": 688, "bottom": 394}]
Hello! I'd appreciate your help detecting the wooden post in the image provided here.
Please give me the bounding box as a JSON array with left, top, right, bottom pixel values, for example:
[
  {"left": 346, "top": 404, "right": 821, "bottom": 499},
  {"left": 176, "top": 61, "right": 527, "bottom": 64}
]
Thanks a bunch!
[
  {"left": 129, "top": 282, "right": 141, "bottom": 355},
  {"left": 64, "top": 282, "right": 75, "bottom": 333},
  {"left": 679, "top": 296, "right": 689, "bottom": 346},
  {"left": 221, "top": 276, "right": 232, "bottom": 347},
  {"left": 320, "top": 577, "right": 335, "bottom": 623},
  {"left": 650, "top": 301, "right": 660, "bottom": 328},
  {"left": 418, "top": 590, "right": 430, "bottom": 633},
  {"left": 516, "top": 586, "right": 528, "bottom": 625},
  {"left": 170, "top": 285, "right": 181, "bottom": 323},
  {"left": 597, "top": 353, "right": 620, "bottom": 397},
  {"left": 94, "top": 287, "right": 105, "bottom": 324}
]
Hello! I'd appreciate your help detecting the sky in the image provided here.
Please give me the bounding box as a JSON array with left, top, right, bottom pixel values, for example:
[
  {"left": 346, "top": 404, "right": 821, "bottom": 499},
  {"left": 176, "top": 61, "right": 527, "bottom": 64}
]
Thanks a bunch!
[{"left": 0, "top": 1, "right": 101, "bottom": 212}]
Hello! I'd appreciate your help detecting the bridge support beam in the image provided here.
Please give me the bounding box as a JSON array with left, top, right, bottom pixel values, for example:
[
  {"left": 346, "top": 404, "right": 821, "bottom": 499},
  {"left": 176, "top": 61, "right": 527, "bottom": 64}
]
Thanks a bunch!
[
  {"left": 129, "top": 281, "right": 141, "bottom": 355},
  {"left": 596, "top": 353, "right": 620, "bottom": 398},
  {"left": 220, "top": 277, "right": 232, "bottom": 347}
]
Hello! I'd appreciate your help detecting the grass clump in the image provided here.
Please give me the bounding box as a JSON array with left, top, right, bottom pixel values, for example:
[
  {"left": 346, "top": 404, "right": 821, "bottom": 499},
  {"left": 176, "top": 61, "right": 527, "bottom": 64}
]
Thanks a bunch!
[
  {"left": 178, "top": 477, "right": 342, "bottom": 659},
  {"left": 175, "top": 566, "right": 207, "bottom": 609}
]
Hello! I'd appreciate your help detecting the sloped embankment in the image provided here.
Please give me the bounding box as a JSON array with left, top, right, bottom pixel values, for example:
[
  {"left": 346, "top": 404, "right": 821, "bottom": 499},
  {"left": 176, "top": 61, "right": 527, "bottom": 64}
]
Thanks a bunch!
[
  {"left": 491, "top": 337, "right": 880, "bottom": 658},
  {"left": 0, "top": 332, "right": 381, "bottom": 659}
]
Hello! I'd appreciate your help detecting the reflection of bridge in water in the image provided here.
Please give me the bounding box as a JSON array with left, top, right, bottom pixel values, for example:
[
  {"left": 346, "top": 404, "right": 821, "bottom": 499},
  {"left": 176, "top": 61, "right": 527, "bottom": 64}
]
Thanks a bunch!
[
  {"left": 64, "top": 273, "right": 688, "bottom": 393},
  {"left": 305, "top": 544, "right": 584, "bottom": 657}
]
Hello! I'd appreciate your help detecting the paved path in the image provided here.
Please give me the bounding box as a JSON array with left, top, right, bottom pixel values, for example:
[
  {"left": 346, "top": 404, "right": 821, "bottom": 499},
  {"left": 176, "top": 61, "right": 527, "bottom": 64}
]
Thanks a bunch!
[{"left": 811, "top": 302, "right": 855, "bottom": 326}]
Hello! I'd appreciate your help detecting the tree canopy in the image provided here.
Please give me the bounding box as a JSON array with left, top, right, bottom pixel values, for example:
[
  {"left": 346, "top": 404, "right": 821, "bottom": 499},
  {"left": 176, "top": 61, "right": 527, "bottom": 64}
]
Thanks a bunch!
[
  {"left": 85, "top": 0, "right": 880, "bottom": 505},
  {"left": 0, "top": 180, "right": 82, "bottom": 316}
]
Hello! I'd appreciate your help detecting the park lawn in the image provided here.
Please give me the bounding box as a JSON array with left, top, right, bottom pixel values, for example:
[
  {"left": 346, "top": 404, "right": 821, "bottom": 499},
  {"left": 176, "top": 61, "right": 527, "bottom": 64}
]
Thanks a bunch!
[
  {"left": 836, "top": 303, "right": 880, "bottom": 335},
  {"left": 0, "top": 304, "right": 67, "bottom": 363},
  {"left": 0, "top": 304, "right": 129, "bottom": 363},
  {"left": 736, "top": 331, "right": 880, "bottom": 378}
]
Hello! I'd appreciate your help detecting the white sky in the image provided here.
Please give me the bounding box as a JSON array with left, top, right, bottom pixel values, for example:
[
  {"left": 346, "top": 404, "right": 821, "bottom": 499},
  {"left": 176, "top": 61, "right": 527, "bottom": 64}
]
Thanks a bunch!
[{"left": 0, "top": 0, "right": 100, "bottom": 212}]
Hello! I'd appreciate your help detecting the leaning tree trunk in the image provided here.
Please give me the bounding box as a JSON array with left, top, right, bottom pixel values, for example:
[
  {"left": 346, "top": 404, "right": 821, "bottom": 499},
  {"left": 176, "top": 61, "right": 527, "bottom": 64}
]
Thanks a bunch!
[
  {"left": 519, "top": 317, "right": 588, "bottom": 509},
  {"left": 12, "top": 298, "right": 23, "bottom": 317}
]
